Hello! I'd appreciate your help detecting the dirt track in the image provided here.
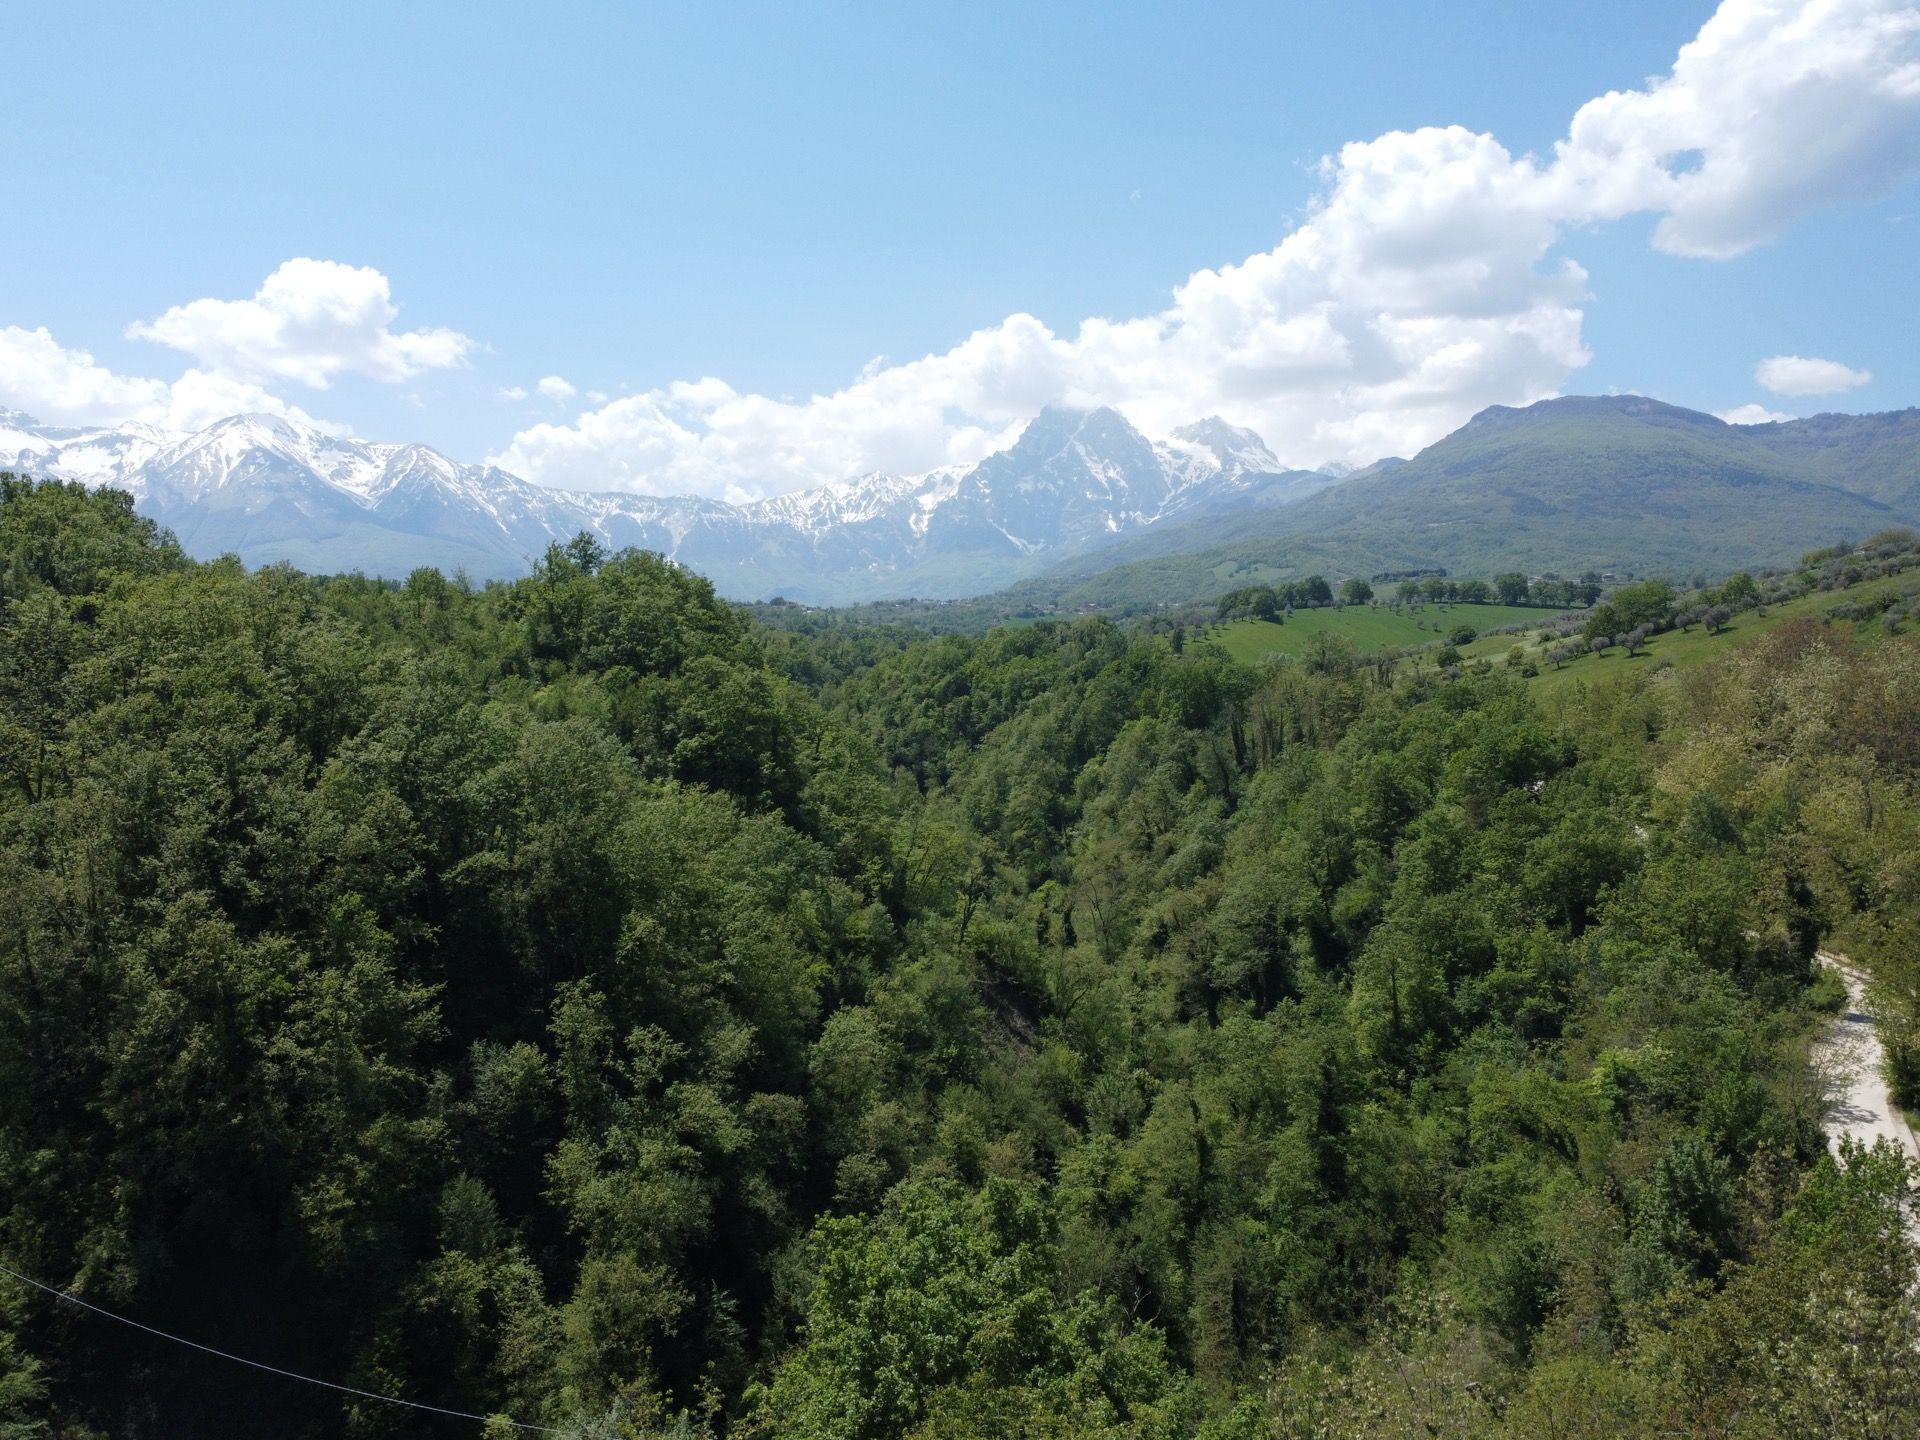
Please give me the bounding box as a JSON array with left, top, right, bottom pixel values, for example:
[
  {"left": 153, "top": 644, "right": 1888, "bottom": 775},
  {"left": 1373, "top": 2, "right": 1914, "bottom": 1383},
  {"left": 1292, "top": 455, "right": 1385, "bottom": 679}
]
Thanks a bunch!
[{"left": 1816, "top": 951, "right": 1920, "bottom": 1190}]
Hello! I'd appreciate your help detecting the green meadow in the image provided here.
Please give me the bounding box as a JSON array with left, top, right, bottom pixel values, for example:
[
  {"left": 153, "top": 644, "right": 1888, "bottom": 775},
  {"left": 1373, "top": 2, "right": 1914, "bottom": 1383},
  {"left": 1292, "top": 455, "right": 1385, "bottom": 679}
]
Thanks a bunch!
[
  {"left": 1200, "top": 572, "right": 1915, "bottom": 692},
  {"left": 1204, "top": 602, "right": 1552, "bottom": 663},
  {"left": 1520, "top": 574, "right": 1906, "bottom": 695}
]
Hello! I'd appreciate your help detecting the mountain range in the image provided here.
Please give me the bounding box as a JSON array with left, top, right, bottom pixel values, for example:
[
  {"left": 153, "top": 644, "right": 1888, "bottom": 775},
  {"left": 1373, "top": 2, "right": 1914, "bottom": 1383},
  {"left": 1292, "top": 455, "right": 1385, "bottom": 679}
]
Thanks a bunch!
[
  {"left": 0, "top": 405, "right": 1329, "bottom": 602},
  {"left": 5, "top": 395, "right": 1918, "bottom": 607},
  {"left": 998, "top": 395, "right": 1920, "bottom": 614}
]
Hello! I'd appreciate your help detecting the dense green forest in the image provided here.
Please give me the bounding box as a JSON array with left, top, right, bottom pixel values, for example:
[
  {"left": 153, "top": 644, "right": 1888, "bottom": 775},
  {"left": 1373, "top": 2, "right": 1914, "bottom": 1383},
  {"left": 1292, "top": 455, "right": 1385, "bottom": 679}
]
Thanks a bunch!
[{"left": 2, "top": 476, "right": 1917, "bottom": 1438}]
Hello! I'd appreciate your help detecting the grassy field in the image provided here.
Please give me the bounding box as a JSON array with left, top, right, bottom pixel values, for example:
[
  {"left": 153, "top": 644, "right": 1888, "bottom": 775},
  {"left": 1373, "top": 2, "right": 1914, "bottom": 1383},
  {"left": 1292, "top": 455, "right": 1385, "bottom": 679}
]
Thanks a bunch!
[
  {"left": 1431, "top": 569, "right": 1913, "bottom": 695},
  {"left": 1522, "top": 578, "right": 1900, "bottom": 696},
  {"left": 1199, "top": 569, "right": 1916, "bottom": 685},
  {"left": 1205, "top": 603, "right": 1548, "bottom": 663}
]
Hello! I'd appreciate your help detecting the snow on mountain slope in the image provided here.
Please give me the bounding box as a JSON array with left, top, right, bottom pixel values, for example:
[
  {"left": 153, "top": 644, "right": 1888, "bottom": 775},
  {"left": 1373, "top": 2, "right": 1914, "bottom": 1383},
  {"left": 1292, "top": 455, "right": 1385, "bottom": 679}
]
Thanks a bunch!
[
  {"left": 1170, "top": 417, "right": 1280, "bottom": 476},
  {"left": 747, "top": 470, "right": 926, "bottom": 532},
  {"left": 0, "top": 408, "right": 176, "bottom": 497},
  {"left": 0, "top": 404, "right": 1322, "bottom": 599}
]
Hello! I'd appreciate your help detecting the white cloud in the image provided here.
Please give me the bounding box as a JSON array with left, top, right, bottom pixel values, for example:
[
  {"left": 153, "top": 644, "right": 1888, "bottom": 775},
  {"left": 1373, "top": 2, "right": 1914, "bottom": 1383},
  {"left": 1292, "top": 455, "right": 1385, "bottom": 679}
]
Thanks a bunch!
[
  {"left": 1547, "top": 0, "right": 1920, "bottom": 257},
  {"left": 536, "top": 375, "right": 577, "bottom": 401},
  {"left": 498, "top": 385, "right": 529, "bottom": 401},
  {"left": 1755, "top": 353, "right": 1874, "bottom": 395},
  {"left": 497, "top": 126, "right": 1593, "bottom": 497},
  {"left": 160, "top": 367, "right": 339, "bottom": 432},
  {"left": 127, "top": 258, "right": 473, "bottom": 388},
  {"left": 0, "top": 325, "right": 169, "bottom": 425},
  {"left": 0, "top": 324, "right": 335, "bottom": 432},
  {"left": 4, "top": 259, "right": 466, "bottom": 436},
  {"left": 494, "top": 0, "right": 1920, "bottom": 497},
  {"left": 1716, "top": 402, "right": 1797, "bottom": 424}
]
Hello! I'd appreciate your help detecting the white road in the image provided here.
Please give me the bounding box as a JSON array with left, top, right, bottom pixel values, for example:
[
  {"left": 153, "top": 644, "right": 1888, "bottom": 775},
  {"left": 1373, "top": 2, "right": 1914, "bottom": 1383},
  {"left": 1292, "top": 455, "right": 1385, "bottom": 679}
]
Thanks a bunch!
[{"left": 1816, "top": 950, "right": 1920, "bottom": 1188}]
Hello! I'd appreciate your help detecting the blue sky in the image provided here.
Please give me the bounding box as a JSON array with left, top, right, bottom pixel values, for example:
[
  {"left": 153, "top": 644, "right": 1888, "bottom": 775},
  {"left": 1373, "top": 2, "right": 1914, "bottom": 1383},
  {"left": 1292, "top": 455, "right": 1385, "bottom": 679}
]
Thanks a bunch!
[{"left": 5, "top": 0, "right": 1917, "bottom": 498}]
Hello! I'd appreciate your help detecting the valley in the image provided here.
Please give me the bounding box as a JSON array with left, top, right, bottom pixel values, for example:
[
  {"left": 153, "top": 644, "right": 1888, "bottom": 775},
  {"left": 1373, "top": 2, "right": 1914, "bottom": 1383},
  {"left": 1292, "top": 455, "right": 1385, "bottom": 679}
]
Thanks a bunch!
[
  {"left": 5, "top": 478, "right": 1918, "bottom": 1437},
  {"left": 8, "top": 3, "right": 1920, "bottom": 1433}
]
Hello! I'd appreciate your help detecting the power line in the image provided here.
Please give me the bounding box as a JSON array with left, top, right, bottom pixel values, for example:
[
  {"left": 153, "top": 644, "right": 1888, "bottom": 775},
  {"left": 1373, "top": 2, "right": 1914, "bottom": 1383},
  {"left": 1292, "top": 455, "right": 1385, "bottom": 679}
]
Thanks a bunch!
[{"left": 0, "top": 1260, "right": 564, "bottom": 1434}]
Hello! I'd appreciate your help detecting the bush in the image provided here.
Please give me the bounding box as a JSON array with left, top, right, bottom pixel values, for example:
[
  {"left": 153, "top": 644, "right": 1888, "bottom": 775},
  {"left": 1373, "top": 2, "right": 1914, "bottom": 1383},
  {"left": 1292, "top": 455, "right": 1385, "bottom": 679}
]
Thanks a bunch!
[{"left": 1804, "top": 966, "right": 1848, "bottom": 1015}]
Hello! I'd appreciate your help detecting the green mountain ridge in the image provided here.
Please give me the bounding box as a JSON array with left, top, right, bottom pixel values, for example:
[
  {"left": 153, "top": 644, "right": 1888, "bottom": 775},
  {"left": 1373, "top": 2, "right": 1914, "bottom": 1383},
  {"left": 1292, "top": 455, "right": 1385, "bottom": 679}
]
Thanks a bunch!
[
  {"left": 999, "top": 395, "right": 1918, "bottom": 614},
  {"left": 1737, "top": 405, "right": 1920, "bottom": 509}
]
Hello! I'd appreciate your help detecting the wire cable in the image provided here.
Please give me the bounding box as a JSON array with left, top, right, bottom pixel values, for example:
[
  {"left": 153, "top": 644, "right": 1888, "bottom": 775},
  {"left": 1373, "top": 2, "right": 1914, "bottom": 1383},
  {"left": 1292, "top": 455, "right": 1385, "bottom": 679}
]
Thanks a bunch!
[{"left": 0, "top": 1260, "right": 564, "bottom": 1434}]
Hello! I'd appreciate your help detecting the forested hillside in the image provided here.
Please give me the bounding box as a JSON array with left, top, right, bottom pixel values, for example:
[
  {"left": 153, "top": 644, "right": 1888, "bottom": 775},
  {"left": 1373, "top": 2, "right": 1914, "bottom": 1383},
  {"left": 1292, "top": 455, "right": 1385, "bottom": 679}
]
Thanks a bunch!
[{"left": 3, "top": 476, "right": 1917, "bottom": 1438}]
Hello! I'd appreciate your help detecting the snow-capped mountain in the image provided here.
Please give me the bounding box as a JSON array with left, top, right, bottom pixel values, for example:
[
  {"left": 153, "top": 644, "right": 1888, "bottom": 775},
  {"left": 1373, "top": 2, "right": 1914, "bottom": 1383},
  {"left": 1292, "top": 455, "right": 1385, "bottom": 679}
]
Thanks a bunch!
[{"left": 0, "top": 404, "right": 1337, "bottom": 602}]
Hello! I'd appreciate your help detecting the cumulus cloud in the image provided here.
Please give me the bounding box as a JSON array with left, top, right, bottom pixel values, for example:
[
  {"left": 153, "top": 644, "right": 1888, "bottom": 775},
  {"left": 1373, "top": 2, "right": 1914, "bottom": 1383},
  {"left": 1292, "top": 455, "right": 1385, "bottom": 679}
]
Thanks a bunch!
[
  {"left": 0, "top": 325, "right": 169, "bottom": 425},
  {"left": 161, "top": 367, "right": 340, "bottom": 432},
  {"left": 494, "top": 0, "right": 1920, "bottom": 497},
  {"left": 498, "top": 384, "right": 529, "bottom": 401},
  {"left": 497, "top": 125, "right": 1594, "bottom": 497},
  {"left": 536, "top": 375, "right": 577, "bottom": 401},
  {"left": 1547, "top": 0, "right": 1920, "bottom": 257},
  {"left": 0, "top": 324, "right": 334, "bottom": 431},
  {"left": 2, "top": 260, "right": 468, "bottom": 436},
  {"left": 1716, "top": 402, "right": 1797, "bottom": 424},
  {"left": 127, "top": 258, "right": 473, "bottom": 388},
  {"left": 1755, "top": 353, "right": 1875, "bottom": 395}
]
